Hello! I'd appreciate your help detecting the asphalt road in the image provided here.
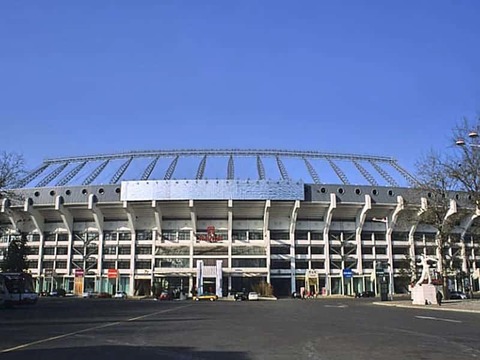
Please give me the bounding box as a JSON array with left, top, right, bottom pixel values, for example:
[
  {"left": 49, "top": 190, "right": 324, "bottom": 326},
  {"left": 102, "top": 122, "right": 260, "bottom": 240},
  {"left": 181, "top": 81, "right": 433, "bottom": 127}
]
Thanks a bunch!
[{"left": 1, "top": 297, "right": 479, "bottom": 360}]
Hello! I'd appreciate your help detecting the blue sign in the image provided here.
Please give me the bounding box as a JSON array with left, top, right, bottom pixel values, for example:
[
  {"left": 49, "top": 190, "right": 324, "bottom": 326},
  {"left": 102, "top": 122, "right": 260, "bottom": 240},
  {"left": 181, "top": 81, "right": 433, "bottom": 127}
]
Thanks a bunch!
[{"left": 343, "top": 269, "right": 353, "bottom": 278}]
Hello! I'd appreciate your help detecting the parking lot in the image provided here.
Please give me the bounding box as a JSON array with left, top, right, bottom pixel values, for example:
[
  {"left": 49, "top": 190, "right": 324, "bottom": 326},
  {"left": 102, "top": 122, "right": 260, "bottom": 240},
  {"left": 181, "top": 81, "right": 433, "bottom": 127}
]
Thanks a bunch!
[{"left": 1, "top": 297, "right": 480, "bottom": 360}]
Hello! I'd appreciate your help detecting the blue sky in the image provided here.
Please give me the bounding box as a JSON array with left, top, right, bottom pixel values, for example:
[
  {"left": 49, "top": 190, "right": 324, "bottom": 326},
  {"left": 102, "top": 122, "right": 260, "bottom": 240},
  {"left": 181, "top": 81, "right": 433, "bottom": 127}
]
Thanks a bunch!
[{"left": 1, "top": 1, "right": 479, "bottom": 177}]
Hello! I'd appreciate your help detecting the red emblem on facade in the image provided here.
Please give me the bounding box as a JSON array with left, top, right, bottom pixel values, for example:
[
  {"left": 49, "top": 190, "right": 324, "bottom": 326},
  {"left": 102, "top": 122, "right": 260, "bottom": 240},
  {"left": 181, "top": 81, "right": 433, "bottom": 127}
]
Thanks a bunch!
[{"left": 196, "top": 226, "right": 223, "bottom": 243}]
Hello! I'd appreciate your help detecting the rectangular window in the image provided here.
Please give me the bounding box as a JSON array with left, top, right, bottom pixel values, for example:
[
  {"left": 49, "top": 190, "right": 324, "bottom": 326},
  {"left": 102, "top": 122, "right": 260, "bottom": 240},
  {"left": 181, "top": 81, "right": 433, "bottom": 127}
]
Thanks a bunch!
[
  {"left": 178, "top": 231, "right": 190, "bottom": 240},
  {"left": 56, "top": 261, "right": 67, "bottom": 269},
  {"left": 372, "top": 232, "right": 386, "bottom": 241},
  {"left": 43, "top": 247, "right": 55, "bottom": 256},
  {"left": 361, "top": 232, "right": 373, "bottom": 241},
  {"left": 249, "top": 231, "right": 263, "bottom": 240},
  {"left": 362, "top": 247, "right": 373, "bottom": 255},
  {"left": 117, "top": 261, "right": 130, "bottom": 269},
  {"left": 118, "top": 246, "right": 131, "bottom": 255},
  {"left": 295, "top": 246, "right": 308, "bottom": 255},
  {"left": 58, "top": 233, "right": 68, "bottom": 242},
  {"left": 104, "top": 231, "right": 115, "bottom": 241},
  {"left": 392, "top": 246, "right": 409, "bottom": 255},
  {"left": 162, "top": 231, "right": 176, "bottom": 241},
  {"left": 295, "top": 260, "right": 309, "bottom": 269},
  {"left": 294, "top": 231, "right": 308, "bottom": 240},
  {"left": 156, "top": 246, "right": 190, "bottom": 255},
  {"left": 135, "top": 246, "right": 152, "bottom": 255},
  {"left": 118, "top": 232, "right": 131, "bottom": 241},
  {"left": 311, "top": 232, "right": 323, "bottom": 240},
  {"left": 270, "top": 231, "right": 289, "bottom": 240},
  {"left": 232, "top": 246, "right": 265, "bottom": 255},
  {"left": 311, "top": 246, "right": 324, "bottom": 255},
  {"left": 232, "top": 230, "right": 247, "bottom": 240},
  {"left": 375, "top": 246, "right": 387, "bottom": 255},
  {"left": 28, "top": 234, "right": 41, "bottom": 242},
  {"left": 102, "top": 261, "right": 116, "bottom": 270},
  {"left": 392, "top": 232, "right": 409, "bottom": 241},
  {"left": 43, "top": 261, "right": 54, "bottom": 269},
  {"left": 57, "top": 247, "right": 68, "bottom": 255},
  {"left": 44, "top": 232, "right": 56, "bottom": 241},
  {"left": 28, "top": 247, "right": 40, "bottom": 255},
  {"left": 270, "top": 245, "right": 290, "bottom": 255},
  {"left": 157, "top": 258, "right": 190, "bottom": 268},
  {"left": 135, "top": 260, "right": 151, "bottom": 269},
  {"left": 231, "top": 258, "right": 266, "bottom": 268},
  {"left": 104, "top": 246, "right": 117, "bottom": 255},
  {"left": 27, "top": 260, "right": 38, "bottom": 269},
  {"left": 311, "top": 261, "right": 324, "bottom": 269},
  {"left": 194, "top": 246, "right": 228, "bottom": 256},
  {"left": 270, "top": 259, "right": 290, "bottom": 269},
  {"left": 136, "top": 230, "right": 152, "bottom": 241}
]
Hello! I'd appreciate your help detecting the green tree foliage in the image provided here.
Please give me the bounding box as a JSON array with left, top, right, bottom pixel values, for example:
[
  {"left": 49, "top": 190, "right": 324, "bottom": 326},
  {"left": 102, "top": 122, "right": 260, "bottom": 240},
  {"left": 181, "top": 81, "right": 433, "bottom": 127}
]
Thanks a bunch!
[{"left": 1, "top": 234, "right": 28, "bottom": 272}]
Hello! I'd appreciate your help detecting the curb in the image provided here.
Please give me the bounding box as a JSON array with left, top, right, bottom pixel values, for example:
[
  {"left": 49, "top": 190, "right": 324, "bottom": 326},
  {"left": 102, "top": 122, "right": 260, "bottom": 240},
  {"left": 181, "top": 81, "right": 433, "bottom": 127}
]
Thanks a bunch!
[{"left": 373, "top": 301, "right": 480, "bottom": 314}]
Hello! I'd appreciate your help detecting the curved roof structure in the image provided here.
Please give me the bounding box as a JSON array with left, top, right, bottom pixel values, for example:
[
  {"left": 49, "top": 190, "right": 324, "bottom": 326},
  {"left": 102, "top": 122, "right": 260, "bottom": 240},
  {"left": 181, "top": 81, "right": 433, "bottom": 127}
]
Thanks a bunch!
[{"left": 16, "top": 149, "right": 417, "bottom": 189}]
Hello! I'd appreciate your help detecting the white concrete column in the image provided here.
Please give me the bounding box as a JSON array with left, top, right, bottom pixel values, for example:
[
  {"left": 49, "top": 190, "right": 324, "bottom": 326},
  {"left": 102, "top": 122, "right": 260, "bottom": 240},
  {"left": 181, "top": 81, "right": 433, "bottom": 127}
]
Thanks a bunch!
[
  {"left": 55, "top": 196, "right": 73, "bottom": 275},
  {"left": 355, "top": 195, "right": 371, "bottom": 274},
  {"left": 289, "top": 200, "right": 300, "bottom": 293},
  {"left": 263, "top": 200, "right": 271, "bottom": 283},
  {"left": 323, "top": 193, "right": 336, "bottom": 295}
]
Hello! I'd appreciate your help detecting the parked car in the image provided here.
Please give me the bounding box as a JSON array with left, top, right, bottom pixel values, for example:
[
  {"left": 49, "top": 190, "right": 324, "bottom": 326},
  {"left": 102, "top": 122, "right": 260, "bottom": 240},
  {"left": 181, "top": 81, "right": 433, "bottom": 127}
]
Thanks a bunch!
[
  {"left": 113, "top": 291, "right": 127, "bottom": 299},
  {"left": 449, "top": 291, "right": 467, "bottom": 300},
  {"left": 82, "top": 291, "right": 98, "bottom": 298},
  {"left": 291, "top": 291, "right": 302, "bottom": 299},
  {"left": 248, "top": 292, "right": 259, "bottom": 301},
  {"left": 234, "top": 292, "right": 248, "bottom": 301},
  {"left": 49, "top": 288, "right": 66, "bottom": 297},
  {"left": 97, "top": 292, "right": 112, "bottom": 298},
  {"left": 194, "top": 292, "right": 218, "bottom": 301},
  {"left": 355, "top": 291, "right": 375, "bottom": 298},
  {"left": 158, "top": 291, "right": 172, "bottom": 301}
]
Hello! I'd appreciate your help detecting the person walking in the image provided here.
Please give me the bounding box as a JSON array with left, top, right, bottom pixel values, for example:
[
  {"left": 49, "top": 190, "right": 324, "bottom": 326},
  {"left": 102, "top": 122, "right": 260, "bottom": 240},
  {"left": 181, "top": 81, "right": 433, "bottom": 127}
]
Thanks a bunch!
[{"left": 436, "top": 290, "right": 443, "bottom": 306}]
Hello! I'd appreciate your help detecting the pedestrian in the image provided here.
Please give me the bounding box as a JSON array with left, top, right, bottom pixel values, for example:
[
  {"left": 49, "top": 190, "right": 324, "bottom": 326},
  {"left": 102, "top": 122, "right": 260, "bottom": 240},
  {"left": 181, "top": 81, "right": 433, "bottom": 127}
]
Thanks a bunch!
[{"left": 436, "top": 290, "right": 443, "bottom": 306}]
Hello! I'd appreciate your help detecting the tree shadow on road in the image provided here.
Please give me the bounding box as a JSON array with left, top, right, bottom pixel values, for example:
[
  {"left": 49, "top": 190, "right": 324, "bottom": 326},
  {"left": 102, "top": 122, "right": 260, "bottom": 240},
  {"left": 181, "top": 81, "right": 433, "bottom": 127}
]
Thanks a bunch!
[{"left": 0, "top": 345, "right": 251, "bottom": 360}]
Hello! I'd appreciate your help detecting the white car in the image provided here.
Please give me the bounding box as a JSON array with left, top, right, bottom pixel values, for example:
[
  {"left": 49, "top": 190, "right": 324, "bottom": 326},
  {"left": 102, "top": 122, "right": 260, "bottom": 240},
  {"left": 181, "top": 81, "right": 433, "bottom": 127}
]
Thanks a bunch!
[
  {"left": 113, "top": 291, "right": 127, "bottom": 299},
  {"left": 248, "top": 292, "right": 259, "bottom": 301}
]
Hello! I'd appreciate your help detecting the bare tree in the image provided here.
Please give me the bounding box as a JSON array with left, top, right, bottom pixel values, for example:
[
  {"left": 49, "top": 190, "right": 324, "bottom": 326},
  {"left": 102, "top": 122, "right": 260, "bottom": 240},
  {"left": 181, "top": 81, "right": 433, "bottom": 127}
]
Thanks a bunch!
[
  {"left": 0, "top": 151, "right": 26, "bottom": 198},
  {"left": 414, "top": 150, "right": 460, "bottom": 298},
  {"left": 447, "top": 118, "right": 480, "bottom": 207}
]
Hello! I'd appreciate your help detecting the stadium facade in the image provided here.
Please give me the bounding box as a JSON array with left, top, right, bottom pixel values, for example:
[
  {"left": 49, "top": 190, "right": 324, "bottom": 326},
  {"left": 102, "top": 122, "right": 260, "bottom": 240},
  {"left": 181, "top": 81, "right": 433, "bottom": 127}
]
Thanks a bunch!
[{"left": 1, "top": 149, "right": 479, "bottom": 298}]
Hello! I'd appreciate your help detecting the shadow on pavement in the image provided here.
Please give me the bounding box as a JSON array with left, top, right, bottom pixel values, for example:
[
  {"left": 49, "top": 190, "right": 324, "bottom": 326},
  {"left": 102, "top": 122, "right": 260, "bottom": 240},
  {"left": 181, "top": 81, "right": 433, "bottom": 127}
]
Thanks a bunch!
[{"left": 1, "top": 345, "right": 251, "bottom": 360}]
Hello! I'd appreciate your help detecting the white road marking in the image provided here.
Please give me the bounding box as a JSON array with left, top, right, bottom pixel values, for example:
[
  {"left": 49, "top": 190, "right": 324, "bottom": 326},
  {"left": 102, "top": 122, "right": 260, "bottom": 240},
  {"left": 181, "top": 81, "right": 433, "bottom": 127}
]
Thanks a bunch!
[
  {"left": 324, "top": 305, "right": 348, "bottom": 308},
  {"left": 415, "top": 315, "right": 462, "bottom": 323},
  {"left": 0, "top": 304, "right": 193, "bottom": 354}
]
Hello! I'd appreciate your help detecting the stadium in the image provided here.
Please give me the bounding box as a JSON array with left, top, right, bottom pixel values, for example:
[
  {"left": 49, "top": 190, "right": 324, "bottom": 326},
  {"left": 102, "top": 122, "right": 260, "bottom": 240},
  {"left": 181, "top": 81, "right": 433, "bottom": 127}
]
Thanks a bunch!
[{"left": 1, "top": 149, "right": 479, "bottom": 298}]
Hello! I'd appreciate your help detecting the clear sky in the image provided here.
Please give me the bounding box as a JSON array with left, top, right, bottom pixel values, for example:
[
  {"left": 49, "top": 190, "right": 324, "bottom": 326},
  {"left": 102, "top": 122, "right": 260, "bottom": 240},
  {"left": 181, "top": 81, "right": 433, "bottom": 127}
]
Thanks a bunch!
[{"left": 1, "top": 1, "right": 479, "bottom": 175}]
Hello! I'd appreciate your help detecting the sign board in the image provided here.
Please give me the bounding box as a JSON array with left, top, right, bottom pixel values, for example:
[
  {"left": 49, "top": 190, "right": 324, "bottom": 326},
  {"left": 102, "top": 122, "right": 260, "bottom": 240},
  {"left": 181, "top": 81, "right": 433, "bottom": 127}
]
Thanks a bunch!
[
  {"left": 74, "top": 269, "right": 84, "bottom": 278},
  {"left": 343, "top": 268, "right": 353, "bottom": 278},
  {"left": 107, "top": 269, "right": 118, "bottom": 279}
]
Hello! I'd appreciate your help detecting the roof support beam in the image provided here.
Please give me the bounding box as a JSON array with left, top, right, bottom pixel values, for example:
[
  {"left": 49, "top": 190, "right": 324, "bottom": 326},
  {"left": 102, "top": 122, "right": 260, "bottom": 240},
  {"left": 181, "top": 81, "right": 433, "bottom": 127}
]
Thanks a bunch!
[
  {"left": 55, "top": 195, "right": 73, "bottom": 236},
  {"left": 123, "top": 201, "right": 136, "bottom": 233},
  {"left": 152, "top": 200, "right": 163, "bottom": 236},
  {"left": 1, "top": 198, "right": 25, "bottom": 231},
  {"left": 189, "top": 200, "right": 197, "bottom": 236},
  {"left": 88, "top": 194, "right": 104, "bottom": 234},
  {"left": 23, "top": 198, "right": 44, "bottom": 233}
]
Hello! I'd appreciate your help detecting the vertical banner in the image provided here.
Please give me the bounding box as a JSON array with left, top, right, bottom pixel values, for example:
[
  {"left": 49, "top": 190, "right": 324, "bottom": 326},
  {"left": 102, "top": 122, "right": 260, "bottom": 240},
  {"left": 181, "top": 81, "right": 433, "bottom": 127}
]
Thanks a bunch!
[
  {"left": 197, "top": 260, "right": 203, "bottom": 295},
  {"left": 216, "top": 260, "right": 223, "bottom": 298}
]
